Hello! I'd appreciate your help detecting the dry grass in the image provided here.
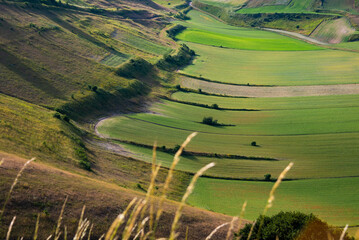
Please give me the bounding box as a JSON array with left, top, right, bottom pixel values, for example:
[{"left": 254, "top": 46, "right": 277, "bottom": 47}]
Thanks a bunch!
[
  {"left": 0, "top": 133, "right": 232, "bottom": 239},
  {"left": 1, "top": 138, "right": 353, "bottom": 239}
]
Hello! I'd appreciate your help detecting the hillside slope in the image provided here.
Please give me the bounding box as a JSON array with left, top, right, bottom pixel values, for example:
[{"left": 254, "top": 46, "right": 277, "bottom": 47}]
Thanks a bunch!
[{"left": 0, "top": 152, "right": 240, "bottom": 239}]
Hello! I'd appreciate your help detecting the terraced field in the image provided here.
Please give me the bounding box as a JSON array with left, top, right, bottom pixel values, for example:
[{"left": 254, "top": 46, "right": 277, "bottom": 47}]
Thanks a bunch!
[{"left": 96, "top": 8, "right": 359, "bottom": 227}]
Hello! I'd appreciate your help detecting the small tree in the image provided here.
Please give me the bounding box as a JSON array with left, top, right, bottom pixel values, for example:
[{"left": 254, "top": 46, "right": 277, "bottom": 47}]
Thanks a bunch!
[
  {"left": 264, "top": 174, "right": 271, "bottom": 181},
  {"left": 212, "top": 103, "right": 219, "bottom": 109},
  {"left": 202, "top": 117, "right": 214, "bottom": 125},
  {"left": 251, "top": 141, "right": 257, "bottom": 146},
  {"left": 173, "top": 144, "right": 181, "bottom": 153}
]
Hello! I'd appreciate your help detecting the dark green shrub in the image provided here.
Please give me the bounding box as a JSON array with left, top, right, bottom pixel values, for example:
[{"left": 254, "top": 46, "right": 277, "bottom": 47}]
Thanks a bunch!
[
  {"left": 251, "top": 141, "right": 257, "bottom": 146},
  {"left": 348, "top": 33, "right": 359, "bottom": 42},
  {"left": 166, "top": 24, "right": 186, "bottom": 39},
  {"left": 53, "top": 112, "right": 61, "bottom": 119},
  {"left": 157, "top": 44, "right": 195, "bottom": 70},
  {"left": 202, "top": 116, "right": 218, "bottom": 126},
  {"left": 62, "top": 115, "right": 70, "bottom": 123},
  {"left": 75, "top": 147, "right": 91, "bottom": 171},
  {"left": 173, "top": 144, "right": 181, "bottom": 153},
  {"left": 264, "top": 174, "right": 271, "bottom": 181},
  {"left": 212, "top": 103, "right": 219, "bottom": 109},
  {"left": 236, "top": 212, "right": 353, "bottom": 240}
]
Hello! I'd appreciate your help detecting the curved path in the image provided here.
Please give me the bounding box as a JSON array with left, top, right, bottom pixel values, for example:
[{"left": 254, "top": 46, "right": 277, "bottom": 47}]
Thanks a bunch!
[
  {"left": 180, "top": 78, "right": 359, "bottom": 97},
  {"left": 262, "top": 27, "right": 328, "bottom": 46}
]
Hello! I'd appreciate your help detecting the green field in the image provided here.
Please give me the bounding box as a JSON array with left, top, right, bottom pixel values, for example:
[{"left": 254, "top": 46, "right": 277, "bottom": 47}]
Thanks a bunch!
[
  {"left": 176, "top": 11, "right": 323, "bottom": 51},
  {"left": 97, "top": 99, "right": 359, "bottom": 179},
  {"left": 179, "top": 42, "right": 359, "bottom": 86},
  {"left": 171, "top": 92, "right": 359, "bottom": 110},
  {"left": 94, "top": 4, "right": 359, "bottom": 229},
  {"left": 188, "top": 177, "right": 359, "bottom": 226}
]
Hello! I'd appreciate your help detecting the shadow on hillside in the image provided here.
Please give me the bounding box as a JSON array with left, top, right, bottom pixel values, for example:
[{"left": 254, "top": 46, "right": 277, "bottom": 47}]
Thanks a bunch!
[
  {"left": 43, "top": 11, "right": 129, "bottom": 60},
  {"left": 0, "top": 46, "right": 64, "bottom": 99}
]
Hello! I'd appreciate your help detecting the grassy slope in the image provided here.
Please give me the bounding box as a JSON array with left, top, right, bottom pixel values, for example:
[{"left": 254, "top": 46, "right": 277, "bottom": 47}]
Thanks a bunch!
[
  {"left": 96, "top": 99, "right": 359, "bottom": 179},
  {"left": 0, "top": 153, "right": 236, "bottom": 239},
  {"left": 310, "top": 18, "right": 356, "bottom": 44},
  {"left": 177, "top": 10, "right": 322, "bottom": 51},
  {"left": 0, "top": 3, "right": 170, "bottom": 108},
  {"left": 0, "top": 2, "right": 209, "bottom": 236},
  {"left": 188, "top": 177, "right": 359, "bottom": 226},
  {"left": 0, "top": 93, "right": 192, "bottom": 201},
  {"left": 0, "top": 93, "right": 82, "bottom": 168}
]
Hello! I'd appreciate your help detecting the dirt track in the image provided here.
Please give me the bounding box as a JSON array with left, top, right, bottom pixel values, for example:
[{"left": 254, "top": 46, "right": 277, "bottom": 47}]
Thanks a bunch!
[{"left": 180, "top": 78, "right": 359, "bottom": 97}]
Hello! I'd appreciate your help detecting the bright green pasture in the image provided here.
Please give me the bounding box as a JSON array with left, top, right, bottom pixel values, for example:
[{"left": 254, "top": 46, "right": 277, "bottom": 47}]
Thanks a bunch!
[
  {"left": 97, "top": 100, "right": 359, "bottom": 179},
  {"left": 176, "top": 29, "right": 322, "bottom": 51},
  {"left": 188, "top": 177, "right": 359, "bottom": 226},
  {"left": 237, "top": 0, "right": 315, "bottom": 13},
  {"left": 171, "top": 92, "right": 359, "bottom": 110},
  {"left": 177, "top": 11, "right": 322, "bottom": 51},
  {"left": 180, "top": 42, "right": 359, "bottom": 86}
]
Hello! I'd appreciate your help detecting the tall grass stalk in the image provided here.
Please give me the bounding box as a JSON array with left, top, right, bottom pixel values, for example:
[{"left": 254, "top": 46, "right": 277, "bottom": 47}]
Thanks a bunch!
[
  {"left": 6, "top": 216, "right": 16, "bottom": 240},
  {"left": 105, "top": 198, "right": 137, "bottom": 240},
  {"left": 144, "top": 143, "right": 161, "bottom": 235},
  {"left": 169, "top": 162, "right": 215, "bottom": 240},
  {"left": 33, "top": 214, "right": 40, "bottom": 240},
  {"left": 55, "top": 196, "right": 68, "bottom": 240},
  {"left": 205, "top": 222, "right": 230, "bottom": 240},
  {"left": 0, "top": 157, "right": 35, "bottom": 221},
  {"left": 122, "top": 199, "right": 147, "bottom": 240},
  {"left": 247, "top": 220, "right": 256, "bottom": 240},
  {"left": 235, "top": 201, "right": 247, "bottom": 240},
  {"left": 340, "top": 224, "right": 349, "bottom": 240},
  {"left": 155, "top": 132, "right": 197, "bottom": 235}
]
